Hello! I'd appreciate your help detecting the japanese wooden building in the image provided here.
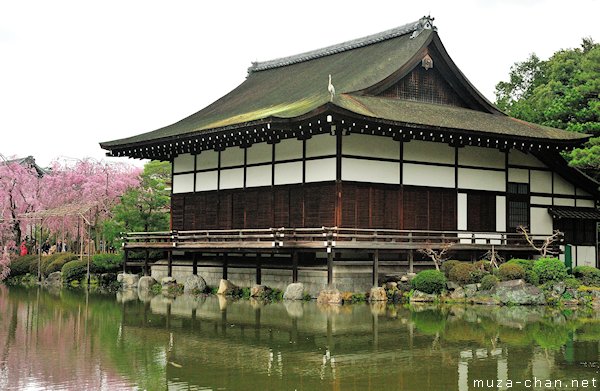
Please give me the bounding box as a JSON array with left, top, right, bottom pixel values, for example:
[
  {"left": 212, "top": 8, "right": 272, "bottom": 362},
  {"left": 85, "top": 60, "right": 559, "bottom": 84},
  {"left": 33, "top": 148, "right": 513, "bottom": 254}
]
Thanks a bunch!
[{"left": 101, "top": 17, "right": 600, "bottom": 291}]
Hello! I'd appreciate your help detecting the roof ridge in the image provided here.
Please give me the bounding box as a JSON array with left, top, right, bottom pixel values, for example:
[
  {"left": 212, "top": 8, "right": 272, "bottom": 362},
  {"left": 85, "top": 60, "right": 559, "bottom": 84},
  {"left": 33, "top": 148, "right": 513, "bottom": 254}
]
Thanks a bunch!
[{"left": 248, "top": 16, "right": 436, "bottom": 74}]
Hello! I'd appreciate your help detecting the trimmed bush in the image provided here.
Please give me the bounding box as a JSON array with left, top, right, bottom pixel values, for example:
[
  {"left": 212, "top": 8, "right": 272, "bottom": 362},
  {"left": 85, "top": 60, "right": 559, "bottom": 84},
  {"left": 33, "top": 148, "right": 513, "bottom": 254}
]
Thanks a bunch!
[
  {"left": 506, "top": 258, "right": 535, "bottom": 271},
  {"left": 61, "top": 260, "right": 88, "bottom": 283},
  {"left": 8, "top": 255, "right": 38, "bottom": 276},
  {"left": 92, "top": 253, "right": 123, "bottom": 273},
  {"left": 564, "top": 277, "right": 582, "bottom": 289},
  {"left": 411, "top": 269, "right": 447, "bottom": 294},
  {"left": 480, "top": 274, "right": 499, "bottom": 291},
  {"left": 533, "top": 257, "right": 568, "bottom": 284},
  {"left": 525, "top": 269, "right": 540, "bottom": 286},
  {"left": 448, "top": 263, "right": 480, "bottom": 285},
  {"left": 441, "top": 260, "right": 461, "bottom": 278},
  {"left": 572, "top": 266, "right": 600, "bottom": 287},
  {"left": 45, "top": 253, "right": 78, "bottom": 275},
  {"left": 498, "top": 263, "right": 526, "bottom": 281},
  {"left": 474, "top": 260, "right": 493, "bottom": 273}
]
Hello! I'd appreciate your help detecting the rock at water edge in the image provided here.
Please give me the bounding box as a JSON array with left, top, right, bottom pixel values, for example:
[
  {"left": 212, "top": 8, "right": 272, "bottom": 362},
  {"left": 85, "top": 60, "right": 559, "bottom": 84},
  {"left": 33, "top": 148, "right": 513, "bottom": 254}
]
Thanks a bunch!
[
  {"left": 317, "top": 288, "right": 343, "bottom": 304},
  {"left": 183, "top": 275, "right": 207, "bottom": 293},
  {"left": 283, "top": 283, "right": 305, "bottom": 300}
]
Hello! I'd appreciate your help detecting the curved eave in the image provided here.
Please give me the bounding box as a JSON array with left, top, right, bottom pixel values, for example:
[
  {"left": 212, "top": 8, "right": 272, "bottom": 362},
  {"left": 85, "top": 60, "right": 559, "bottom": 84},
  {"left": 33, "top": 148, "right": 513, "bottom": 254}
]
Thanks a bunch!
[{"left": 103, "top": 103, "right": 589, "bottom": 162}]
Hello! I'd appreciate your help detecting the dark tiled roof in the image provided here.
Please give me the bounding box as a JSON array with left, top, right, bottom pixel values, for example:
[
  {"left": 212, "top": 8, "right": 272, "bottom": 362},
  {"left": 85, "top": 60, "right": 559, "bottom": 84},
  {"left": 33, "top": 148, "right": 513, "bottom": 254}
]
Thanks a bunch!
[
  {"left": 100, "top": 17, "right": 589, "bottom": 151},
  {"left": 548, "top": 206, "right": 600, "bottom": 220},
  {"left": 335, "top": 95, "right": 587, "bottom": 141}
]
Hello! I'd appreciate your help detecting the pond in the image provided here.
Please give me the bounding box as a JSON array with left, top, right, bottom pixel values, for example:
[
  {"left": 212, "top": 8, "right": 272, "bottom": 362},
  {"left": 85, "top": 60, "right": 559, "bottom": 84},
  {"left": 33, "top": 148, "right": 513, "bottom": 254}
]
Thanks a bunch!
[{"left": 0, "top": 285, "right": 599, "bottom": 390}]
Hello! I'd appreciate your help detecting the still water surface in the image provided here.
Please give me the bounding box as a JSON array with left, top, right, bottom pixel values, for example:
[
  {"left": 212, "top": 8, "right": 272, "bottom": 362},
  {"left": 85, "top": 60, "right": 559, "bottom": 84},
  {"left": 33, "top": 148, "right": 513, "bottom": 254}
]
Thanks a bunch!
[{"left": 0, "top": 285, "right": 599, "bottom": 390}]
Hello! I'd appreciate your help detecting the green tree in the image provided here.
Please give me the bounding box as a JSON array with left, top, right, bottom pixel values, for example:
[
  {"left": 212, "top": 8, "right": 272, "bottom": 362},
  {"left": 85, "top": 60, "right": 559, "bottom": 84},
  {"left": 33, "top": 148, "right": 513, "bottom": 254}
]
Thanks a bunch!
[
  {"left": 495, "top": 38, "right": 600, "bottom": 176},
  {"left": 103, "top": 160, "right": 171, "bottom": 248}
]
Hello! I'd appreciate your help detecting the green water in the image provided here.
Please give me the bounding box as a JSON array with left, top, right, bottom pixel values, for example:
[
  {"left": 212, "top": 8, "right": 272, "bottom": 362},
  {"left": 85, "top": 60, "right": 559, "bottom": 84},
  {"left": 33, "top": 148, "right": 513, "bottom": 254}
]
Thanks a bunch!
[{"left": 0, "top": 285, "right": 599, "bottom": 390}]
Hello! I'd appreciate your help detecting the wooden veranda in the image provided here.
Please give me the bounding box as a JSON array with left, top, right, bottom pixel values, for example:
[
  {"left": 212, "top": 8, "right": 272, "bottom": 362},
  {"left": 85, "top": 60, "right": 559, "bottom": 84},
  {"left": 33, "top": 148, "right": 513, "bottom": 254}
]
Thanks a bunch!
[{"left": 122, "top": 227, "right": 560, "bottom": 285}]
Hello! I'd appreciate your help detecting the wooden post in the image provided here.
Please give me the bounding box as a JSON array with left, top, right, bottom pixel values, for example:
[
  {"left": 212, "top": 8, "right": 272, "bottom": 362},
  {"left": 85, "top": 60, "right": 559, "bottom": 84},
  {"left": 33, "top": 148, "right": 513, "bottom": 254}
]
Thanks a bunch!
[
  {"left": 256, "top": 253, "right": 261, "bottom": 285},
  {"left": 222, "top": 253, "right": 228, "bottom": 280},
  {"left": 144, "top": 250, "right": 149, "bottom": 276},
  {"left": 372, "top": 250, "right": 379, "bottom": 287},
  {"left": 192, "top": 252, "right": 198, "bottom": 275},
  {"left": 408, "top": 232, "right": 414, "bottom": 273},
  {"left": 292, "top": 251, "right": 298, "bottom": 283},
  {"left": 167, "top": 251, "right": 173, "bottom": 277},
  {"left": 123, "top": 249, "right": 128, "bottom": 274},
  {"left": 327, "top": 250, "right": 333, "bottom": 286}
]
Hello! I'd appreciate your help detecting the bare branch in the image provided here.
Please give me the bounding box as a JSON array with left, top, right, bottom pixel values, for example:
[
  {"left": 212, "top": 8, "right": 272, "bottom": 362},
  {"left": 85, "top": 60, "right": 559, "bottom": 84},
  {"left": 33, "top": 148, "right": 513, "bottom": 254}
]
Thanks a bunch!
[
  {"left": 418, "top": 242, "right": 454, "bottom": 271},
  {"left": 517, "top": 226, "right": 562, "bottom": 257}
]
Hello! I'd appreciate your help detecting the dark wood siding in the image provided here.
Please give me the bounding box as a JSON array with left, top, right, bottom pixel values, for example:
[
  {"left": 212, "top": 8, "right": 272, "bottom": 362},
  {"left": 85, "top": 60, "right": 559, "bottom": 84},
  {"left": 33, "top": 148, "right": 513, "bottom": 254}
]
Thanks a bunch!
[
  {"left": 467, "top": 192, "right": 496, "bottom": 232},
  {"left": 171, "top": 182, "right": 456, "bottom": 231}
]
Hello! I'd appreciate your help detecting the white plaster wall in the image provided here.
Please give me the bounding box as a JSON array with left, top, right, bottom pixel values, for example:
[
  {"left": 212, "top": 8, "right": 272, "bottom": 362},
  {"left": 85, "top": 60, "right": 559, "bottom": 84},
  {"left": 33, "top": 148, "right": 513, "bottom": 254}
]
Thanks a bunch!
[
  {"left": 554, "top": 173, "right": 575, "bottom": 195},
  {"left": 531, "top": 196, "right": 552, "bottom": 205},
  {"left": 576, "top": 188, "right": 591, "bottom": 197},
  {"left": 172, "top": 173, "right": 194, "bottom": 194},
  {"left": 458, "top": 168, "right": 505, "bottom": 191},
  {"left": 173, "top": 153, "right": 195, "bottom": 173},
  {"left": 246, "top": 165, "right": 272, "bottom": 188},
  {"left": 275, "top": 138, "right": 302, "bottom": 161},
  {"left": 403, "top": 140, "right": 454, "bottom": 164},
  {"left": 274, "top": 162, "right": 302, "bottom": 185},
  {"left": 576, "top": 199, "right": 595, "bottom": 207},
  {"left": 458, "top": 146, "right": 505, "bottom": 169},
  {"left": 219, "top": 168, "right": 244, "bottom": 189},
  {"left": 195, "top": 171, "right": 218, "bottom": 191},
  {"left": 342, "top": 158, "right": 399, "bottom": 184},
  {"left": 457, "top": 193, "right": 467, "bottom": 230},
  {"left": 508, "top": 150, "right": 546, "bottom": 167},
  {"left": 247, "top": 142, "right": 273, "bottom": 164},
  {"left": 197, "top": 150, "right": 219, "bottom": 170},
  {"left": 554, "top": 198, "right": 575, "bottom": 207},
  {"left": 530, "top": 207, "right": 553, "bottom": 235},
  {"left": 496, "top": 196, "right": 506, "bottom": 232},
  {"left": 220, "top": 147, "right": 244, "bottom": 167},
  {"left": 305, "top": 158, "right": 336, "bottom": 182},
  {"left": 576, "top": 246, "right": 596, "bottom": 267},
  {"left": 342, "top": 134, "right": 399, "bottom": 159},
  {"left": 508, "top": 168, "right": 528, "bottom": 183},
  {"left": 530, "top": 170, "right": 552, "bottom": 193},
  {"left": 306, "top": 134, "right": 336, "bottom": 157},
  {"left": 403, "top": 163, "right": 454, "bottom": 188}
]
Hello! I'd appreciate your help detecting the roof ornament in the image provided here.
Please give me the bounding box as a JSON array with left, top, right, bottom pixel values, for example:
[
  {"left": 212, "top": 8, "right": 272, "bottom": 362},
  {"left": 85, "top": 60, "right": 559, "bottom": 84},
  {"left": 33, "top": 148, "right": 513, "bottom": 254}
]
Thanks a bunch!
[
  {"left": 410, "top": 15, "right": 436, "bottom": 39},
  {"left": 328, "top": 74, "right": 336, "bottom": 102}
]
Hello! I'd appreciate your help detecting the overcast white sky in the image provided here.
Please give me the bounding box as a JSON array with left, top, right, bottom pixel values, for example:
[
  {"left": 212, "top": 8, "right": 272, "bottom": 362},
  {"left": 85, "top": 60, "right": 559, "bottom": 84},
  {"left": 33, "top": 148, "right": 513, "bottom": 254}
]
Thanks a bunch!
[{"left": 1, "top": 0, "right": 599, "bottom": 167}]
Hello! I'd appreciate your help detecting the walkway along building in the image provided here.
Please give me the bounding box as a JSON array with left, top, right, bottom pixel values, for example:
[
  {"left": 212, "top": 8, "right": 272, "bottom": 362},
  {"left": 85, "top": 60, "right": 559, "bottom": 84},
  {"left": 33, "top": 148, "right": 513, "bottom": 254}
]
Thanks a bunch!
[{"left": 101, "top": 17, "right": 600, "bottom": 293}]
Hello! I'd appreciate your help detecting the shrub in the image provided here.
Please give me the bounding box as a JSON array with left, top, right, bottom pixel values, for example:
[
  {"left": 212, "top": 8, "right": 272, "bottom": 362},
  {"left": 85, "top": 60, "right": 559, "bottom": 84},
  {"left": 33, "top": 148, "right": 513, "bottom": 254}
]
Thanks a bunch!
[
  {"left": 448, "top": 263, "right": 480, "bottom": 285},
  {"left": 506, "top": 258, "right": 535, "bottom": 271},
  {"left": 45, "top": 253, "right": 78, "bottom": 275},
  {"left": 564, "top": 277, "right": 582, "bottom": 289},
  {"left": 498, "top": 263, "right": 526, "bottom": 281},
  {"left": 8, "top": 255, "right": 38, "bottom": 276},
  {"left": 61, "top": 260, "right": 88, "bottom": 283},
  {"left": 411, "top": 269, "right": 447, "bottom": 294},
  {"left": 572, "top": 266, "right": 600, "bottom": 287},
  {"left": 480, "top": 274, "right": 499, "bottom": 291},
  {"left": 525, "top": 269, "right": 540, "bottom": 285},
  {"left": 441, "top": 260, "right": 461, "bottom": 278},
  {"left": 474, "top": 260, "right": 493, "bottom": 273},
  {"left": 92, "top": 253, "right": 123, "bottom": 273},
  {"left": 533, "top": 257, "right": 568, "bottom": 284}
]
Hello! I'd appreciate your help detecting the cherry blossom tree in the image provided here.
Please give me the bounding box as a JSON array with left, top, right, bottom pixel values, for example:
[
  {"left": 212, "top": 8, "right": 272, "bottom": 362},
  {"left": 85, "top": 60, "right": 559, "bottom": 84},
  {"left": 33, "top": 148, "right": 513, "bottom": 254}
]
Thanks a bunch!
[
  {"left": 0, "top": 158, "right": 41, "bottom": 246},
  {"left": 39, "top": 159, "right": 141, "bottom": 251}
]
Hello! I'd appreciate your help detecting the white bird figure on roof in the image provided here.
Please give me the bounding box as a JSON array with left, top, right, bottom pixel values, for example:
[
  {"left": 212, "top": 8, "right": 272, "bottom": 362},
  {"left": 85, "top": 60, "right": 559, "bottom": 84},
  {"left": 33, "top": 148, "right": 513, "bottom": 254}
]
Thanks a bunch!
[{"left": 328, "top": 74, "right": 335, "bottom": 102}]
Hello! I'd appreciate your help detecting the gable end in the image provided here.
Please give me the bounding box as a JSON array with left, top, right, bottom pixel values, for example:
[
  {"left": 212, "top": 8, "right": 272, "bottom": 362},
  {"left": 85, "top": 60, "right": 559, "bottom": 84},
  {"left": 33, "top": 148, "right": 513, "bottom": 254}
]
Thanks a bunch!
[{"left": 378, "top": 65, "right": 469, "bottom": 108}]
